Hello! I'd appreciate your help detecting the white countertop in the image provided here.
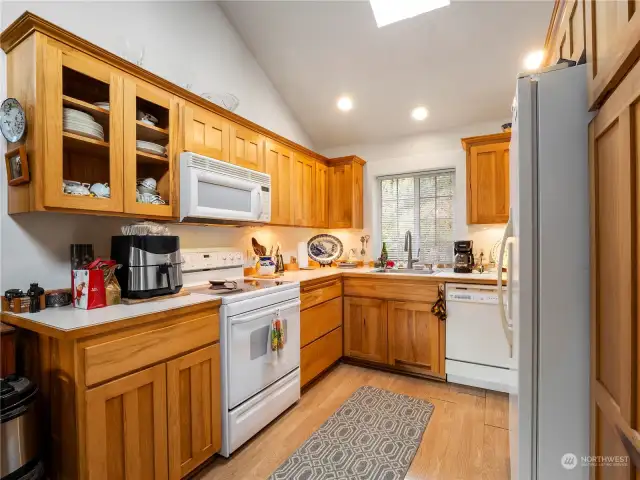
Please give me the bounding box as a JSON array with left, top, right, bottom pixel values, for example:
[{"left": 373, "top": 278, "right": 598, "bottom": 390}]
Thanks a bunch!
[
  {"left": 273, "top": 267, "right": 504, "bottom": 283},
  {"left": 3, "top": 292, "right": 218, "bottom": 334},
  {"left": 4, "top": 268, "right": 503, "bottom": 338},
  {"left": 274, "top": 267, "right": 351, "bottom": 282}
]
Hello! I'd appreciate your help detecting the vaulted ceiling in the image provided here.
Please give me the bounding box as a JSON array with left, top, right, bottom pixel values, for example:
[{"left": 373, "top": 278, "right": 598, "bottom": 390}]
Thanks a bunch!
[{"left": 220, "top": 0, "right": 552, "bottom": 149}]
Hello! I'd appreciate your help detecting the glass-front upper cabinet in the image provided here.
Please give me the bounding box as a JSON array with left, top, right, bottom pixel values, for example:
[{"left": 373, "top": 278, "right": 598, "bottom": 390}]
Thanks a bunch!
[
  {"left": 43, "top": 44, "right": 124, "bottom": 212},
  {"left": 123, "top": 78, "right": 178, "bottom": 218}
]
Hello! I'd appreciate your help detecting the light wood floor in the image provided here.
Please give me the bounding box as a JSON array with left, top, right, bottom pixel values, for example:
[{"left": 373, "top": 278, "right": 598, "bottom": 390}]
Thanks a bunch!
[{"left": 196, "top": 363, "right": 511, "bottom": 480}]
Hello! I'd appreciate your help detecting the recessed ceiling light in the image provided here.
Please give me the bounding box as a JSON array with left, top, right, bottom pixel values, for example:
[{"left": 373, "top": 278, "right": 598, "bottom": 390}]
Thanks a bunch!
[
  {"left": 337, "top": 96, "right": 353, "bottom": 112},
  {"left": 523, "top": 50, "right": 544, "bottom": 70},
  {"left": 370, "top": 0, "right": 450, "bottom": 28},
  {"left": 411, "top": 106, "right": 428, "bottom": 121}
]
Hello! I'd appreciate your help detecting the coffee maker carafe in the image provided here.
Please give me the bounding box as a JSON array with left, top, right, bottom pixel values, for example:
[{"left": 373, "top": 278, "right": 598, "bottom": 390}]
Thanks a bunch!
[{"left": 454, "top": 240, "right": 474, "bottom": 273}]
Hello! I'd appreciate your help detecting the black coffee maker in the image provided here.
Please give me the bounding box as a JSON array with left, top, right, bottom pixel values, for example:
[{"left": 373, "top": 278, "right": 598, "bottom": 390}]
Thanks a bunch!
[{"left": 454, "top": 240, "right": 474, "bottom": 273}]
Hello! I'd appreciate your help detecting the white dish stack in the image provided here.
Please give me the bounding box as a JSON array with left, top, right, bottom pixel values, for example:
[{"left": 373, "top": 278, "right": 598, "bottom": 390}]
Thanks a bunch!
[
  {"left": 136, "top": 140, "right": 167, "bottom": 157},
  {"left": 93, "top": 102, "right": 110, "bottom": 111},
  {"left": 63, "top": 108, "right": 105, "bottom": 141}
]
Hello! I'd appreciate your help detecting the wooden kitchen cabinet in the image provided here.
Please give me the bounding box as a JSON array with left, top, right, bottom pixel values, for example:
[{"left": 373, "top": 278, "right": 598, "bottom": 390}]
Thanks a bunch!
[
  {"left": 328, "top": 156, "right": 364, "bottom": 229},
  {"left": 85, "top": 364, "right": 169, "bottom": 480},
  {"left": 315, "top": 162, "right": 329, "bottom": 228},
  {"left": 544, "top": 0, "right": 585, "bottom": 67},
  {"left": 299, "top": 277, "right": 343, "bottom": 386},
  {"left": 461, "top": 133, "right": 511, "bottom": 225},
  {"left": 124, "top": 78, "right": 179, "bottom": 218},
  {"left": 184, "top": 102, "right": 230, "bottom": 162},
  {"left": 343, "top": 297, "right": 388, "bottom": 363},
  {"left": 1, "top": 13, "right": 366, "bottom": 228},
  {"left": 41, "top": 41, "right": 125, "bottom": 213},
  {"left": 265, "top": 139, "right": 294, "bottom": 225},
  {"left": 293, "top": 152, "right": 316, "bottom": 226},
  {"left": 301, "top": 327, "right": 343, "bottom": 387},
  {"left": 585, "top": 0, "right": 640, "bottom": 109},
  {"left": 301, "top": 297, "right": 342, "bottom": 348},
  {"left": 2, "top": 300, "right": 222, "bottom": 480},
  {"left": 229, "top": 122, "right": 264, "bottom": 172},
  {"left": 167, "top": 345, "right": 221, "bottom": 479},
  {"left": 388, "top": 301, "right": 444, "bottom": 378},
  {"left": 588, "top": 59, "right": 640, "bottom": 477}
]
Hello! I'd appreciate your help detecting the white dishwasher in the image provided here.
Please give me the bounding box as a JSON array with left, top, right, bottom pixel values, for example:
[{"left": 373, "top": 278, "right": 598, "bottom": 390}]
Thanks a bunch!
[{"left": 445, "top": 283, "right": 515, "bottom": 393}]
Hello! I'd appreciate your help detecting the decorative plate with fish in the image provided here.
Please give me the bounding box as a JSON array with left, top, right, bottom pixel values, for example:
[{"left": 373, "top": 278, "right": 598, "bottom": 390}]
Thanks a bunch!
[{"left": 308, "top": 234, "right": 343, "bottom": 265}]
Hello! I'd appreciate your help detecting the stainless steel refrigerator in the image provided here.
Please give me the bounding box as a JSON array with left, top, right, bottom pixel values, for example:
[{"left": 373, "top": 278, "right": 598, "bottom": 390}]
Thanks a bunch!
[{"left": 499, "top": 64, "right": 592, "bottom": 479}]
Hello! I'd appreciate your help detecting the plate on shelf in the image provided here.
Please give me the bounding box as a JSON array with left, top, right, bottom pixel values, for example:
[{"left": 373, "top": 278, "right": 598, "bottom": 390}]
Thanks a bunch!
[
  {"left": 64, "top": 119, "right": 103, "bottom": 134},
  {"left": 308, "top": 234, "right": 343, "bottom": 265},
  {"left": 64, "top": 118, "right": 103, "bottom": 132},
  {"left": 136, "top": 140, "right": 166, "bottom": 156},
  {"left": 93, "top": 102, "right": 110, "bottom": 111},
  {"left": 64, "top": 122, "right": 105, "bottom": 141},
  {"left": 63, "top": 108, "right": 95, "bottom": 122}
]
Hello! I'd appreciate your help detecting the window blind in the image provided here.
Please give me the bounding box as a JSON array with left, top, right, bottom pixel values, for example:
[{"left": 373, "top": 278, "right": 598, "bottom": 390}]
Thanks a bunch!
[{"left": 379, "top": 169, "right": 455, "bottom": 264}]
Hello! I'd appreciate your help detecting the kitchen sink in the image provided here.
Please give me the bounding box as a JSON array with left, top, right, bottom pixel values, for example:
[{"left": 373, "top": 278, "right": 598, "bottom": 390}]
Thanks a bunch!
[{"left": 370, "top": 268, "right": 436, "bottom": 275}]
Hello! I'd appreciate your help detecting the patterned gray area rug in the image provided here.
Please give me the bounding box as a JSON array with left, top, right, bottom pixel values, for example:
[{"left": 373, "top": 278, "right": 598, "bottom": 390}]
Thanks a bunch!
[{"left": 269, "top": 385, "right": 435, "bottom": 480}]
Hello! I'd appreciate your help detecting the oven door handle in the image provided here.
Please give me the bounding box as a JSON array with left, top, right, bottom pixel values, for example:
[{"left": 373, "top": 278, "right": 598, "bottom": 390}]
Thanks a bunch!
[{"left": 230, "top": 300, "right": 301, "bottom": 325}]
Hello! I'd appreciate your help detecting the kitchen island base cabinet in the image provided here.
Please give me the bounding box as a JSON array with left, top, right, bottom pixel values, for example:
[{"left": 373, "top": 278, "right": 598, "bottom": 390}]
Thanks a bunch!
[
  {"left": 85, "top": 364, "right": 169, "bottom": 480},
  {"left": 388, "top": 301, "right": 445, "bottom": 378},
  {"left": 167, "top": 345, "right": 221, "bottom": 480},
  {"left": 4, "top": 301, "right": 221, "bottom": 480},
  {"left": 343, "top": 297, "right": 388, "bottom": 364}
]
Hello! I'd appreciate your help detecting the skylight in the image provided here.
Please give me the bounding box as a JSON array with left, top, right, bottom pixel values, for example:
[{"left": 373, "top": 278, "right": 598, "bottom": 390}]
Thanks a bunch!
[{"left": 370, "top": 0, "right": 451, "bottom": 28}]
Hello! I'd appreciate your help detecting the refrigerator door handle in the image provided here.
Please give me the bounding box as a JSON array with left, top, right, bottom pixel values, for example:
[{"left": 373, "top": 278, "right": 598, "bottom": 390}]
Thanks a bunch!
[
  {"left": 497, "top": 215, "right": 514, "bottom": 349},
  {"left": 506, "top": 241, "right": 514, "bottom": 322}
]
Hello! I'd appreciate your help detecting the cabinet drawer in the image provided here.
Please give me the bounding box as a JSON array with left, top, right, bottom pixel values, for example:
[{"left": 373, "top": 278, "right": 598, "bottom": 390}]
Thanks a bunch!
[
  {"left": 300, "top": 278, "right": 342, "bottom": 311},
  {"left": 301, "top": 297, "right": 342, "bottom": 347},
  {"left": 84, "top": 313, "right": 219, "bottom": 387},
  {"left": 301, "top": 327, "right": 342, "bottom": 387},
  {"left": 343, "top": 278, "right": 438, "bottom": 303}
]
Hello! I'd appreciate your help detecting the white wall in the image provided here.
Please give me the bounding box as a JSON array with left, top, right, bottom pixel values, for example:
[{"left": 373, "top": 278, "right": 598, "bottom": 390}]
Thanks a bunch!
[
  {"left": 1, "top": 1, "right": 312, "bottom": 147},
  {"left": 322, "top": 119, "right": 512, "bottom": 264},
  {"left": 0, "top": 1, "right": 317, "bottom": 290}
]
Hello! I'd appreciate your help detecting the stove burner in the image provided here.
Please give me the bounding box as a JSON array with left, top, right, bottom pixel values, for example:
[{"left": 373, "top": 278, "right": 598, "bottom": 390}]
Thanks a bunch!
[
  {"left": 187, "top": 277, "right": 293, "bottom": 296},
  {"left": 208, "top": 287, "right": 244, "bottom": 295}
]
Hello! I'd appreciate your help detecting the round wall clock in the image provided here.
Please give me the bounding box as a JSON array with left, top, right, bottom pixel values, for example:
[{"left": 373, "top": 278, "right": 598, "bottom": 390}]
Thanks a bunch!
[{"left": 0, "top": 98, "right": 26, "bottom": 143}]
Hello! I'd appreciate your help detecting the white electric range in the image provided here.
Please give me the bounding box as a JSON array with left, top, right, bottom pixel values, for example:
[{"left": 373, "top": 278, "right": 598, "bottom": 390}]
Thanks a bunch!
[{"left": 182, "top": 248, "right": 301, "bottom": 457}]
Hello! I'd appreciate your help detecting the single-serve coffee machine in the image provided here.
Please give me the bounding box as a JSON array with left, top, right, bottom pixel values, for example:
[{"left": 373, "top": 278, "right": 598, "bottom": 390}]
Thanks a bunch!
[
  {"left": 454, "top": 240, "right": 474, "bottom": 273},
  {"left": 111, "top": 235, "right": 183, "bottom": 299}
]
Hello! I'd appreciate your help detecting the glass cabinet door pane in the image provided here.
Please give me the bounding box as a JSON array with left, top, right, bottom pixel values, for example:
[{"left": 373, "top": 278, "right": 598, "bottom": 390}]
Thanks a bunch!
[
  {"left": 123, "top": 79, "right": 176, "bottom": 218},
  {"left": 43, "top": 45, "right": 124, "bottom": 212}
]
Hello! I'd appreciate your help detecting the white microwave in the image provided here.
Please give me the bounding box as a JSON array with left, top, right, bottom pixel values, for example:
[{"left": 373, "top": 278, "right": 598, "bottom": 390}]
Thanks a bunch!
[{"left": 180, "top": 152, "right": 271, "bottom": 224}]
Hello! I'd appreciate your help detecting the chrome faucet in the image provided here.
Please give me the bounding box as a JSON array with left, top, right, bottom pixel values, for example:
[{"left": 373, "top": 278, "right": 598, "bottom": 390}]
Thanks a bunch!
[{"left": 404, "top": 230, "right": 419, "bottom": 269}]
